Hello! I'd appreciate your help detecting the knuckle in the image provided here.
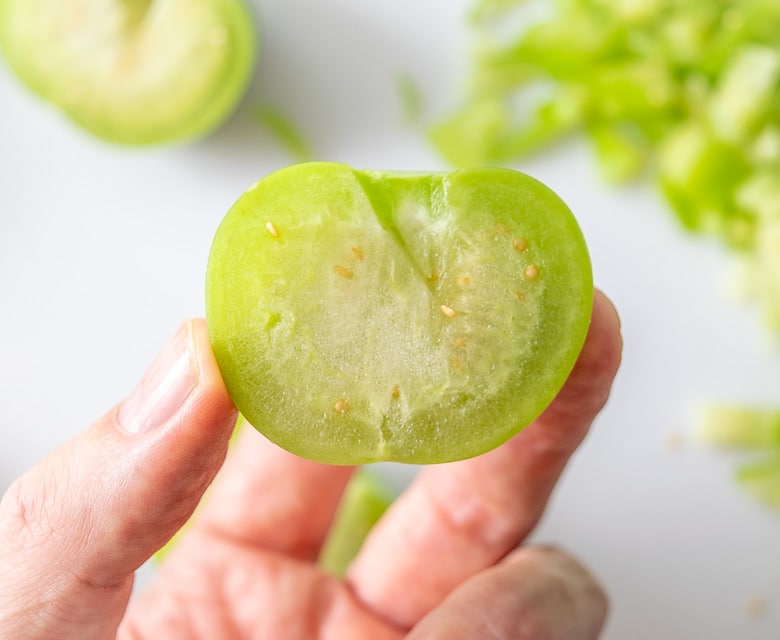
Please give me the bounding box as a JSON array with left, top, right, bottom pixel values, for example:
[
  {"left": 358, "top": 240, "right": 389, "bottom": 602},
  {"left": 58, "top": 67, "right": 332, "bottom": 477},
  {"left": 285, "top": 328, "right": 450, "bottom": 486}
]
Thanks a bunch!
[
  {"left": 426, "top": 480, "right": 519, "bottom": 554},
  {"left": 0, "top": 468, "right": 64, "bottom": 553}
]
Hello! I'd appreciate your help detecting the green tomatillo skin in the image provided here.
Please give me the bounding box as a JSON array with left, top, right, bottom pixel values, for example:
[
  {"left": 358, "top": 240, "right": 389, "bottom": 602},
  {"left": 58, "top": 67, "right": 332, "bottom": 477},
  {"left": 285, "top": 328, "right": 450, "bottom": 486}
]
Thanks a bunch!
[
  {"left": 0, "top": 0, "right": 257, "bottom": 145},
  {"left": 206, "top": 162, "right": 593, "bottom": 465}
]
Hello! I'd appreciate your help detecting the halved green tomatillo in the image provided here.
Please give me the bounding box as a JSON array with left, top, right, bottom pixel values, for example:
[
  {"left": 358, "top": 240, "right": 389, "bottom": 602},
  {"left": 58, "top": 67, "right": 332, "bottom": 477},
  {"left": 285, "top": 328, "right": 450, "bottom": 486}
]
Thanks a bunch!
[
  {"left": 206, "top": 162, "right": 593, "bottom": 465},
  {"left": 0, "top": 0, "right": 256, "bottom": 145}
]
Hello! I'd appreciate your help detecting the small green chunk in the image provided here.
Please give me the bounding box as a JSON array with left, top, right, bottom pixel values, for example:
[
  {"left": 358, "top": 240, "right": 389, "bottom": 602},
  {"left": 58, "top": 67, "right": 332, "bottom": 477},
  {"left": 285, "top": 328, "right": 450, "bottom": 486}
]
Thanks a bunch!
[
  {"left": 736, "top": 456, "right": 780, "bottom": 511},
  {"left": 436, "top": 0, "right": 780, "bottom": 334},
  {"left": 698, "top": 403, "right": 780, "bottom": 512},
  {"left": 697, "top": 404, "right": 780, "bottom": 450},
  {"left": 396, "top": 73, "right": 424, "bottom": 125},
  {"left": 253, "top": 105, "right": 313, "bottom": 162},
  {"left": 319, "top": 469, "right": 394, "bottom": 577}
]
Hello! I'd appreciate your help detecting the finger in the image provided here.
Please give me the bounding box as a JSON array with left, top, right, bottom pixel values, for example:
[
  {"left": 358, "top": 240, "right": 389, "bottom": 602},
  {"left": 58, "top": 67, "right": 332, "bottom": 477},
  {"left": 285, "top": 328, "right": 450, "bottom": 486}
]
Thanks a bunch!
[
  {"left": 194, "top": 424, "right": 356, "bottom": 560},
  {"left": 0, "top": 319, "right": 237, "bottom": 640},
  {"left": 406, "top": 546, "right": 607, "bottom": 640},
  {"left": 348, "top": 290, "right": 622, "bottom": 627},
  {"left": 121, "top": 533, "right": 405, "bottom": 640}
]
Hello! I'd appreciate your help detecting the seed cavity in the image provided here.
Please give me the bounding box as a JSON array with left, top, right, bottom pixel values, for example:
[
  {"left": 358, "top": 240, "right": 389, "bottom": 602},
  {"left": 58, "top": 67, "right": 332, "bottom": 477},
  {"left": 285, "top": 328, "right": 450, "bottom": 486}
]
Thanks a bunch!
[
  {"left": 513, "top": 237, "right": 529, "bottom": 252},
  {"left": 524, "top": 264, "right": 540, "bottom": 280},
  {"left": 335, "top": 265, "right": 354, "bottom": 279},
  {"left": 428, "top": 270, "right": 439, "bottom": 282},
  {"left": 265, "top": 221, "right": 279, "bottom": 238},
  {"left": 457, "top": 275, "right": 471, "bottom": 287},
  {"left": 452, "top": 336, "right": 467, "bottom": 348},
  {"left": 352, "top": 247, "right": 364, "bottom": 260},
  {"left": 450, "top": 358, "right": 463, "bottom": 370},
  {"left": 333, "top": 399, "right": 350, "bottom": 414},
  {"left": 440, "top": 304, "right": 457, "bottom": 318},
  {"left": 391, "top": 384, "right": 400, "bottom": 399}
]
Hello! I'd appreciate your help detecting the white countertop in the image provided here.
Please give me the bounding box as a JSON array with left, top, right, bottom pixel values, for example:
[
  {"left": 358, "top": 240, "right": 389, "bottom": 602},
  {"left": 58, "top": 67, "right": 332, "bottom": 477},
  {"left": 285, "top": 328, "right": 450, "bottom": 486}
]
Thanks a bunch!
[{"left": 1, "top": 1, "right": 779, "bottom": 638}]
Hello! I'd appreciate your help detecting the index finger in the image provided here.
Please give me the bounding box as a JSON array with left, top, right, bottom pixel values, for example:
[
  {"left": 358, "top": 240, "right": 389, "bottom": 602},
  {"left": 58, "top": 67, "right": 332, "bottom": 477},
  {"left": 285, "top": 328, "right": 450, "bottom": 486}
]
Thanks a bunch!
[{"left": 347, "top": 290, "right": 622, "bottom": 629}]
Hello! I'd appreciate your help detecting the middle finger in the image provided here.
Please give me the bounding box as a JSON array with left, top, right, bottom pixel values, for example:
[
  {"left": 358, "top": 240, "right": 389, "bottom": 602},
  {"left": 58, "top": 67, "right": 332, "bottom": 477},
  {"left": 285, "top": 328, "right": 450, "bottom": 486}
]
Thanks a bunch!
[{"left": 347, "top": 291, "right": 621, "bottom": 628}]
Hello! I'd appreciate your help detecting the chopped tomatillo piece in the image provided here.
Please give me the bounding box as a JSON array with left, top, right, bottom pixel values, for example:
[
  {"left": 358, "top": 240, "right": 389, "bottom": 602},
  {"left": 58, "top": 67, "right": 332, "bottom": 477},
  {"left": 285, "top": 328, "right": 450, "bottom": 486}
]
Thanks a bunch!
[
  {"left": 252, "top": 105, "right": 313, "bottom": 162},
  {"left": 319, "top": 469, "right": 394, "bottom": 577},
  {"left": 437, "top": 0, "right": 780, "bottom": 334},
  {"left": 697, "top": 403, "right": 780, "bottom": 512},
  {"left": 736, "top": 456, "right": 780, "bottom": 512},
  {"left": 697, "top": 404, "right": 780, "bottom": 450},
  {"left": 0, "top": 0, "right": 257, "bottom": 145},
  {"left": 206, "top": 162, "right": 593, "bottom": 465}
]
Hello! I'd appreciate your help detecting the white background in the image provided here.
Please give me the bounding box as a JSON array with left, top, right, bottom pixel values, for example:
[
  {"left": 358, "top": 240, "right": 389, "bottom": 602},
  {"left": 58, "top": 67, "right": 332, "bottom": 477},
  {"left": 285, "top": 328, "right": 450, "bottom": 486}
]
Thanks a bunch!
[{"left": 2, "top": 1, "right": 780, "bottom": 638}]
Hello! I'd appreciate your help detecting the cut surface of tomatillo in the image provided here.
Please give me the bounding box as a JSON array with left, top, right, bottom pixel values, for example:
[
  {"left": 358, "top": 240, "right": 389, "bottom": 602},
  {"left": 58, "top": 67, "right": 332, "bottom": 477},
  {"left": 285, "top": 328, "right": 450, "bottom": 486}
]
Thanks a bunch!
[
  {"left": 0, "top": 0, "right": 256, "bottom": 145},
  {"left": 206, "top": 162, "right": 593, "bottom": 464}
]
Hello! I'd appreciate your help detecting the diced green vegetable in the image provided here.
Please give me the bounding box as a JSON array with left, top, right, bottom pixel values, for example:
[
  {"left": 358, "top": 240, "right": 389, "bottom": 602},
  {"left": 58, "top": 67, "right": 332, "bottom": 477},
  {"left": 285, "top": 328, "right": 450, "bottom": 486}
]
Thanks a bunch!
[
  {"left": 253, "top": 105, "right": 313, "bottom": 162},
  {"left": 396, "top": 73, "right": 424, "bottom": 125},
  {"left": 698, "top": 404, "right": 780, "bottom": 511},
  {"left": 736, "top": 456, "right": 780, "bottom": 511},
  {"left": 751, "top": 218, "right": 780, "bottom": 330},
  {"left": 707, "top": 45, "right": 780, "bottom": 143},
  {"left": 435, "top": 0, "right": 780, "bottom": 331},
  {"left": 431, "top": 98, "right": 511, "bottom": 168},
  {"left": 697, "top": 404, "right": 780, "bottom": 450},
  {"left": 588, "top": 122, "right": 648, "bottom": 184},
  {"left": 443, "top": 0, "right": 780, "bottom": 511},
  {"left": 319, "top": 469, "right": 394, "bottom": 577}
]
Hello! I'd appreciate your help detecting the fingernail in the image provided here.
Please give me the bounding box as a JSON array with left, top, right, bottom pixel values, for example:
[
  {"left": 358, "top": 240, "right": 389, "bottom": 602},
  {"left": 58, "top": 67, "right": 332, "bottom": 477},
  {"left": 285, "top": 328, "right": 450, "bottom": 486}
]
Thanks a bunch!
[
  {"left": 119, "top": 323, "right": 197, "bottom": 434},
  {"left": 543, "top": 549, "right": 608, "bottom": 640}
]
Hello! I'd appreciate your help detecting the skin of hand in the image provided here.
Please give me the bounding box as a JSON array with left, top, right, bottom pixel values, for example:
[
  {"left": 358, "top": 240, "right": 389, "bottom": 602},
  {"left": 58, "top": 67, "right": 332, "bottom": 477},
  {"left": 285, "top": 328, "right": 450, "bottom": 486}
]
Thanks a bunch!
[{"left": 0, "top": 290, "right": 621, "bottom": 640}]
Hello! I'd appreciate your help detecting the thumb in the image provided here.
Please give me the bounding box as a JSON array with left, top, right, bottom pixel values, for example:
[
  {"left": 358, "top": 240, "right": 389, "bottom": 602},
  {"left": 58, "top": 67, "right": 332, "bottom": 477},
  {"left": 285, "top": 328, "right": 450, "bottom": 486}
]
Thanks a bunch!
[
  {"left": 0, "top": 319, "right": 237, "bottom": 640},
  {"left": 407, "top": 546, "right": 607, "bottom": 640}
]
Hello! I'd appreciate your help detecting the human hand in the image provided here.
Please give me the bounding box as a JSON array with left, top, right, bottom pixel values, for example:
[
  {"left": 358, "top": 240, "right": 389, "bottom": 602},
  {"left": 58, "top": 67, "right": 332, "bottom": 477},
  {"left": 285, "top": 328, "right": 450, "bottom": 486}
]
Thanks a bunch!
[{"left": 0, "top": 291, "right": 621, "bottom": 640}]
